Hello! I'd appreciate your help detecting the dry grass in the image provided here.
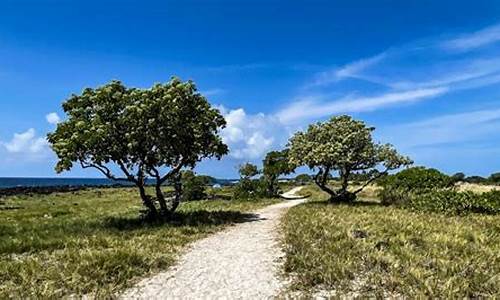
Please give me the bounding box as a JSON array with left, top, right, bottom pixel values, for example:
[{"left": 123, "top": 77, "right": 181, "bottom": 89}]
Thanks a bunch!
[
  {"left": 0, "top": 187, "right": 278, "bottom": 298},
  {"left": 456, "top": 182, "right": 500, "bottom": 193},
  {"left": 281, "top": 184, "right": 500, "bottom": 297}
]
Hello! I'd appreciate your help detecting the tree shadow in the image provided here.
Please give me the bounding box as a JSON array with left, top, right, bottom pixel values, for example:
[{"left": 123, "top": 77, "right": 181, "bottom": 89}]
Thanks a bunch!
[{"left": 102, "top": 210, "right": 265, "bottom": 232}]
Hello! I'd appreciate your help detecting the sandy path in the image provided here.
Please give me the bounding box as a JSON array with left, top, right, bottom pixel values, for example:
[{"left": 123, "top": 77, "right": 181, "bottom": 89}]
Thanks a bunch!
[{"left": 120, "top": 187, "right": 306, "bottom": 299}]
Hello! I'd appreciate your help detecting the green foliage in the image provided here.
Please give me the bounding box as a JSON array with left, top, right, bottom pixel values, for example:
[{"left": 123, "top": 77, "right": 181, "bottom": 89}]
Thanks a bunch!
[
  {"left": 451, "top": 172, "right": 466, "bottom": 183},
  {"left": 378, "top": 167, "right": 453, "bottom": 205},
  {"left": 295, "top": 174, "right": 312, "bottom": 185},
  {"left": 262, "top": 150, "right": 295, "bottom": 197},
  {"left": 407, "top": 190, "right": 500, "bottom": 215},
  {"left": 47, "top": 78, "right": 228, "bottom": 217},
  {"left": 232, "top": 163, "right": 265, "bottom": 200},
  {"left": 379, "top": 167, "right": 500, "bottom": 215},
  {"left": 489, "top": 172, "right": 500, "bottom": 184},
  {"left": 288, "top": 115, "right": 412, "bottom": 202},
  {"left": 181, "top": 170, "right": 211, "bottom": 201},
  {"left": 465, "top": 176, "right": 487, "bottom": 184},
  {"left": 380, "top": 167, "right": 452, "bottom": 191},
  {"left": 232, "top": 178, "right": 262, "bottom": 199},
  {"left": 238, "top": 163, "right": 259, "bottom": 179}
]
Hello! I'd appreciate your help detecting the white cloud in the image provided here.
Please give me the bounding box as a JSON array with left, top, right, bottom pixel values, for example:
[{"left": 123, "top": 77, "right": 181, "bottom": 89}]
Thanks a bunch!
[
  {"left": 277, "top": 87, "right": 448, "bottom": 124},
  {"left": 379, "top": 108, "right": 500, "bottom": 148},
  {"left": 311, "top": 53, "right": 386, "bottom": 86},
  {"left": 389, "top": 58, "right": 500, "bottom": 90},
  {"left": 1, "top": 128, "right": 49, "bottom": 154},
  {"left": 441, "top": 23, "right": 500, "bottom": 51},
  {"left": 219, "top": 107, "right": 288, "bottom": 159},
  {"left": 46, "top": 112, "right": 61, "bottom": 124}
]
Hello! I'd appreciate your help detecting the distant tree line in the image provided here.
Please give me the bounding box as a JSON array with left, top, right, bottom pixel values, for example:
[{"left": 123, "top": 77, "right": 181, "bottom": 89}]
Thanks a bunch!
[{"left": 451, "top": 172, "right": 500, "bottom": 185}]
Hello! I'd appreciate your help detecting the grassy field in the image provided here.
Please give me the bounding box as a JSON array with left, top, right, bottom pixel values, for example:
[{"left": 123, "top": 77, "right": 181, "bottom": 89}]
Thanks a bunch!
[
  {"left": 0, "top": 187, "right": 278, "bottom": 298},
  {"left": 281, "top": 185, "right": 500, "bottom": 297}
]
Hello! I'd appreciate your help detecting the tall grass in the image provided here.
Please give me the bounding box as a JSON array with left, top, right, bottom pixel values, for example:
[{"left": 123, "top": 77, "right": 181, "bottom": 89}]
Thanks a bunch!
[{"left": 281, "top": 185, "right": 500, "bottom": 297}]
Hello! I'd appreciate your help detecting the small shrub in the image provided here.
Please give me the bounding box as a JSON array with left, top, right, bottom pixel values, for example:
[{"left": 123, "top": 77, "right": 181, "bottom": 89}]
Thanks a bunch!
[
  {"left": 378, "top": 167, "right": 453, "bottom": 205},
  {"left": 407, "top": 190, "right": 500, "bottom": 215},
  {"left": 232, "top": 178, "right": 268, "bottom": 200},
  {"left": 295, "top": 174, "right": 312, "bottom": 185},
  {"left": 181, "top": 170, "right": 210, "bottom": 201}
]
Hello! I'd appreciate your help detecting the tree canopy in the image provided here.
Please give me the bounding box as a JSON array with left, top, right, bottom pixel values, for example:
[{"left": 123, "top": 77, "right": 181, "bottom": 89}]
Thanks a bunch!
[
  {"left": 288, "top": 115, "right": 412, "bottom": 202},
  {"left": 47, "top": 77, "right": 228, "bottom": 218}
]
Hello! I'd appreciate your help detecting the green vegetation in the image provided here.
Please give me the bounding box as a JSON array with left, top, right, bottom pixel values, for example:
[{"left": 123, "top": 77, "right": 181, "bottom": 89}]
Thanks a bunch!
[
  {"left": 47, "top": 78, "right": 228, "bottom": 219},
  {"left": 378, "top": 167, "right": 453, "bottom": 205},
  {"left": 378, "top": 167, "right": 500, "bottom": 214},
  {"left": 233, "top": 153, "right": 296, "bottom": 199},
  {"left": 288, "top": 115, "right": 412, "bottom": 202},
  {"left": 282, "top": 185, "right": 500, "bottom": 297},
  {"left": 180, "top": 170, "right": 211, "bottom": 201},
  {"left": 262, "top": 150, "right": 295, "bottom": 197},
  {"left": 295, "top": 174, "right": 312, "bottom": 185},
  {"left": 407, "top": 190, "right": 500, "bottom": 215},
  {"left": 0, "top": 188, "right": 278, "bottom": 298}
]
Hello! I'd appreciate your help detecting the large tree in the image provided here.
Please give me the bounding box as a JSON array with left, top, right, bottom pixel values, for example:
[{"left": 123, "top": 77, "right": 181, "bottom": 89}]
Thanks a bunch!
[
  {"left": 262, "top": 150, "right": 295, "bottom": 197},
  {"left": 47, "top": 78, "right": 228, "bottom": 218},
  {"left": 288, "top": 115, "right": 412, "bottom": 202}
]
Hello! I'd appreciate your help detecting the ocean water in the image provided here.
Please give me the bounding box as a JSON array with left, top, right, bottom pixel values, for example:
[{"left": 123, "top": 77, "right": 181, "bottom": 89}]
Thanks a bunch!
[
  {"left": 0, "top": 177, "right": 131, "bottom": 189},
  {"left": 0, "top": 177, "right": 237, "bottom": 189}
]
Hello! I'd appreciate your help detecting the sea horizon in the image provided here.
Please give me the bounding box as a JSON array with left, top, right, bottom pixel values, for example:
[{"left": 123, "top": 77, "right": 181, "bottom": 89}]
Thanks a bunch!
[{"left": 0, "top": 176, "right": 240, "bottom": 189}]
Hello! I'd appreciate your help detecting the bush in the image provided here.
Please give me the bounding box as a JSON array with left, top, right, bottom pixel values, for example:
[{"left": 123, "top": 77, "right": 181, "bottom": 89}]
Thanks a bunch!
[
  {"left": 232, "top": 178, "right": 268, "bottom": 200},
  {"left": 181, "top": 170, "right": 210, "bottom": 201},
  {"left": 378, "top": 167, "right": 453, "bottom": 205},
  {"left": 295, "top": 174, "right": 312, "bottom": 185},
  {"left": 407, "top": 190, "right": 500, "bottom": 215}
]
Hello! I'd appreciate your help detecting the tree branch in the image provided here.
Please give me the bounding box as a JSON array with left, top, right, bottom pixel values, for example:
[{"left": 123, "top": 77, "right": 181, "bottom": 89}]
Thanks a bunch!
[
  {"left": 117, "top": 160, "right": 139, "bottom": 184},
  {"left": 314, "top": 167, "right": 336, "bottom": 196},
  {"left": 352, "top": 168, "right": 389, "bottom": 195},
  {"left": 80, "top": 161, "right": 129, "bottom": 182},
  {"left": 158, "top": 159, "right": 186, "bottom": 184}
]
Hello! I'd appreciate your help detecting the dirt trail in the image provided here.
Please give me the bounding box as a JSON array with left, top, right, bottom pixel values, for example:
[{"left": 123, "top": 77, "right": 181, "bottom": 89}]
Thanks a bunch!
[{"left": 121, "top": 187, "right": 306, "bottom": 299}]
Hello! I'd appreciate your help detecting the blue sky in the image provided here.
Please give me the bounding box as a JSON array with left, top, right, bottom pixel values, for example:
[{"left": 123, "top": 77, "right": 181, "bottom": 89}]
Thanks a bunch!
[{"left": 1, "top": 0, "right": 500, "bottom": 178}]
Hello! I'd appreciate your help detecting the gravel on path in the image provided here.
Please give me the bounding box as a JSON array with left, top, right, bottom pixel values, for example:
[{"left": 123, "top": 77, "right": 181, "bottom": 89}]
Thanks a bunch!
[{"left": 120, "top": 187, "right": 306, "bottom": 300}]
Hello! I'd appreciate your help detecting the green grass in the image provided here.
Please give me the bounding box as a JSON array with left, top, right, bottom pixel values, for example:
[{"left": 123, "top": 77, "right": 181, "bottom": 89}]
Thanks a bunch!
[
  {"left": 281, "top": 185, "right": 500, "bottom": 297},
  {"left": 0, "top": 187, "right": 278, "bottom": 298}
]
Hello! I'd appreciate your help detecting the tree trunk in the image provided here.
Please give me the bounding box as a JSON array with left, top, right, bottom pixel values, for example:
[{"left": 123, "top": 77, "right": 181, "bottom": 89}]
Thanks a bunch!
[
  {"left": 314, "top": 168, "right": 337, "bottom": 199},
  {"left": 169, "top": 176, "right": 182, "bottom": 213},
  {"left": 331, "top": 168, "right": 356, "bottom": 203},
  {"left": 155, "top": 183, "right": 169, "bottom": 216},
  {"left": 267, "top": 175, "right": 277, "bottom": 197},
  {"left": 137, "top": 183, "right": 158, "bottom": 219}
]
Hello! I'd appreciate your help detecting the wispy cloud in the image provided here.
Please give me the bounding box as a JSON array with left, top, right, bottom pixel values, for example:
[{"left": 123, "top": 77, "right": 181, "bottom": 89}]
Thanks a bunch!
[
  {"left": 200, "top": 88, "right": 226, "bottom": 97},
  {"left": 310, "top": 53, "right": 386, "bottom": 87},
  {"left": 380, "top": 107, "right": 500, "bottom": 148},
  {"left": 205, "top": 63, "right": 273, "bottom": 73},
  {"left": 441, "top": 23, "right": 500, "bottom": 51},
  {"left": 284, "top": 22, "right": 500, "bottom": 128},
  {"left": 390, "top": 57, "right": 500, "bottom": 90},
  {"left": 277, "top": 87, "right": 447, "bottom": 124}
]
